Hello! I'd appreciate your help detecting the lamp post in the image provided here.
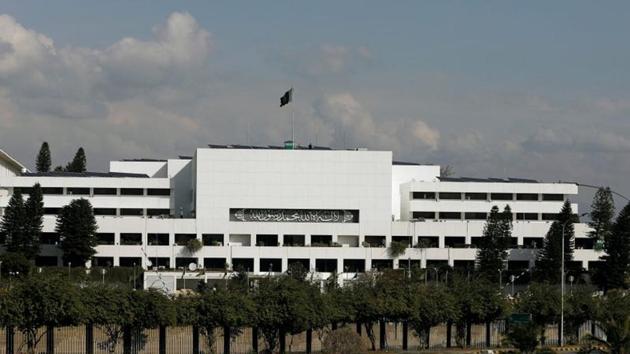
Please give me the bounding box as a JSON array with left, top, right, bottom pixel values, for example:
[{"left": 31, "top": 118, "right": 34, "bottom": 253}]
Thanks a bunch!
[
  {"left": 510, "top": 275, "right": 515, "bottom": 296},
  {"left": 432, "top": 267, "right": 438, "bottom": 284},
  {"left": 0, "top": 260, "right": 3, "bottom": 283},
  {"left": 498, "top": 268, "right": 504, "bottom": 290},
  {"left": 101, "top": 268, "right": 106, "bottom": 285}
]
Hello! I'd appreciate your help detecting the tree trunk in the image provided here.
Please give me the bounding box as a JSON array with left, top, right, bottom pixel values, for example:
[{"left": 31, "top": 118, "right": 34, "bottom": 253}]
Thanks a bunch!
[
  {"left": 252, "top": 327, "right": 259, "bottom": 354},
  {"left": 379, "top": 320, "right": 386, "bottom": 350},
  {"left": 158, "top": 325, "right": 166, "bottom": 354},
  {"left": 123, "top": 327, "right": 132, "bottom": 354},
  {"left": 279, "top": 329, "right": 286, "bottom": 354},
  {"left": 192, "top": 326, "right": 200, "bottom": 354},
  {"left": 485, "top": 321, "right": 491, "bottom": 347},
  {"left": 46, "top": 325, "right": 54, "bottom": 354},
  {"left": 306, "top": 328, "right": 312, "bottom": 354},
  {"left": 402, "top": 321, "right": 408, "bottom": 351},
  {"left": 85, "top": 324, "right": 94, "bottom": 354},
  {"left": 365, "top": 323, "right": 376, "bottom": 351},
  {"left": 6, "top": 326, "right": 14, "bottom": 354},
  {"left": 224, "top": 326, "right": 231, "bottom": 354},
  {"left": 466, "top": 322, "right": 472, "bottom": 347},
  {"left": 446, "top": 321, "right": 452, "bottom": 348},
  {"left": 356, "top": 321, "right": 362, "bottom": 335}
]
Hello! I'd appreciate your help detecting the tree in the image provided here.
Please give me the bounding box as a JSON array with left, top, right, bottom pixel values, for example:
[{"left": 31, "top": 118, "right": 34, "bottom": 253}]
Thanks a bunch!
[
  {"left": 589, "top": 290, "right": 630, "bottom": 354},
  {"left": 534, "top": 201, "right": 577, "bottom": 283},
  {"left": 409, "top": 284, "right": 458, "bottom": 348},
  {"left": 503, "top": 323, "right": 539, "bottom": 354},
  {"left": 476, "top": 205, "right": 512, "bottom": 283},
  {"left": 36, "top": 142, "right": 51, "bottom": 172},
  {"left": 601, "top": 202, "right": 630, "bottom": 290},
  {"left": 1, "top": 191, "right": 26, "bottom": 253},
  {"left": 589, "top": 187, "right": 615, "bottom": 241},
  {"left": 65, "top": 147, "right": 87, "bottom": 172},
  {"left": 23, "top": 183, "right": 43, "bottom": 260},
  {"left": 564, "top": 285, "right": 597, "bottom": 344},
  {"left": 518, "top": 282, "right": 561, "bottom": 346},
  {"left": 57, "top": 199, "right": 98, "bottom": 266}
]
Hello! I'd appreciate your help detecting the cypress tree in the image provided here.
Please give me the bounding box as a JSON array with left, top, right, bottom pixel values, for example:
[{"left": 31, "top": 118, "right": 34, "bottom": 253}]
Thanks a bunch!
[
  {"left": 476, "top": 205, "right": 512, "bottom": 282},
  {"left": 65, "top": 147, "right": 87, "bottom": 173},
  {"left": 601, "top": 202, "right": 630, "bottom": 290},
  {"left": 589, "top": 187, "right": 615, "bottom": 241},
  {"left": 57, "top": 199, "right": 98, "bottom": 266},
  {"left": 36, "top": 142, "right": 51, "bottom": 173},
  {"left": 1, "top": 191, "right": 26, "bottom": 252},
  {"left": 534, "top": 201, "right": 577, "bottom": 283},
  {"left": 23, "top": 183, "right": 44, "bottom": 260}
]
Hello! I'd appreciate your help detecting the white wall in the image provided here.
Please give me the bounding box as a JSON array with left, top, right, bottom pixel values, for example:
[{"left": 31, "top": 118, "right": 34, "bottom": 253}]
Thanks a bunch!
[{"left": 391, "top": 164, "right": 440, "bottom": 220}]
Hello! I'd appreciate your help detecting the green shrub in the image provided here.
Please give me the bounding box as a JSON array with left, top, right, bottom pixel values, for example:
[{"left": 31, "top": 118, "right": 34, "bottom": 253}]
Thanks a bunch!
[
  {"left": 388, "top": 241, "right": 408, "bottom": 258},
  {"left": 503, "top": 323, "right": 540, "bottom": 354}
]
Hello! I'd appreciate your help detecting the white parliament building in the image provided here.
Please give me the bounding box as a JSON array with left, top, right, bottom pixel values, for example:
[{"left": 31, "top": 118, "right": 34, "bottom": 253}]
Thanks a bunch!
[{"left": 0, "top": 144, "right": 600, "bottom": 292}]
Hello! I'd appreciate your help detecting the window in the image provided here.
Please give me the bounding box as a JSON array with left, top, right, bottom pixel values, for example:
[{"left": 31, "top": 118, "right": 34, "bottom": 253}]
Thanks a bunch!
[
  {"left": 120, "top": 233, "right": 142, "bottom": 245},
  {"left": 147, "top": 209, "right": 170, "bottom": 217},
  {"left": 288, "top": 258, "right": 310, "bottom": 270},
  {"left": 175, "top": 257, "right": 198, "bottom": 268},
  {"left": 343, "top": 259, "right": 365, "bottom": 273},
  {"left": 523, "top": 237, "right": 543, "bottom": 249},
  {"left": 465, "top": 193, "right": 488, "bottom": 200},
  {"left": 439, "top": 192, "right": 461, "bottom": 200},
  {"left": 42, "top": 187, "right": 63, "bottom": 195},
  {"left": 439, "top": 212, "right": 461, "bottom": 220},
  {"left": 542, "top": 213, "right": 559, "bottom": 221},
  {"left": 445, "top": 236, "right": 466, "bottom": 248},
  {"left": 465, "top": 212, "right": 487, "bottom": 220},
  {"left": 372, "top": 259, "right": 393, "bottom": 270},
  {"left": 392, "top": 236, "right": 412, "bottom": 246},
  {"left": 283, "top": 234, "right": 305, "bottom": 246},
  {"left": 150, "top": 258, "right": 170, "bottom": 269},
  {"left": 469, "top": 237, "right": 482, "bottom": 248},
  {"left": 147, "top": 188, "right": 170, "bottom": 196},
  {"left": 232, "top": 258, "right": 254, "bottom": 272},
  {"left": 454, "top": 260, "right": 475, "bottom": 271},
  {"left": 92, "top": 257, "right": 113, "bottom": 267},
  {"left": 120, "top": 208, "right": 143, "bottom": 216},
  {"left": 543, "top": 194, "right": 564, "bottom": 201},
  {"left": 94, "top": 208, "right": 116, "bottom": 216},
  {"left": 311, "top": 235, "right": 332, "bottom": 246},
  {"left": 491, "top": 193, "right": 513, "bottom": 201},
  {"left": 96, "top": 233, "right": 115, "bottom": 245},
  {"left": 43, "top": 208, "right": 61, "bottom": 215},
  {"left": 412, "top": 192, "right": 436, "bottom": 200},
  {"left": 315, "top": 259, "right": 337, "bottom": 272},
  {"left": 14, "top": 187, "right": 33, "bottom": 194},
  {"left": 202, "top": 234, "right": 224, "bottom": 246},
  {"left": 175, "top": 234, "right": 196, "bottom": 246},
  {"left": 119, "top": 257, "right": 141, "bottom": 267},
  {"left": 575, "top": 238, "right": 594, "bottom": 249},
  {"left": 204, "top": 258, "right": 227, "bottom": 270},
  {"left": 148, "top": 233, "right": 169, "bottom": 246},
  {"left": 412, "top": 211, "right": 435, "bottom": 220},
  {"left": 364, "top": 235, "right": 386, "bottom": 247},
  {"left": 260, "top": 258, "right": 282, "bottom": 272},
  {"left": 417, "top": 236, "right": 439, "bottom": 248},
  {"left": 120, "top": 188, "right": 143, "bottom": 196},
  {"left": 41, "top": 232, "right": 60, "bottom": 245},
  {"left": 516, "top": 213, "right": 538, "bottom": 221},
  {"left": 256, "top": 234, "right": 278, "bottom": 247},
  {"left": 67, "top": 187, "right": 90, "bottom": 195},
  {"left": 517, "top": 193, "right": 539, "bottom": 201},
  {"left": 93, "top": 188, "right": 117, "bottom": 195},
  {"left": 35, "top": 256, "right": 58, "bottom": 267}
]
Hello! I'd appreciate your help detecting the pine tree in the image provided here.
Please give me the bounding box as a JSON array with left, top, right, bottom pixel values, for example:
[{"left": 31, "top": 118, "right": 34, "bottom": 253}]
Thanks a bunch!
[
  {"left": 57, "top": 198, "right": 98, "bottom": 266},
  {"left": 35, "top": 142, "right": 51, "bottom": 173},
  {"left": 476, "top": 205, "right": 513, "bottom": 282},
  {"left": 65, "top": 147, "right": 87, "bottom": 173},
  {"left": 601, "top": 202, "right": 630, "bottom": 290},
  {"left": 1, "top": 191, "right": 26, "bottom": 253},
  {"left": 589, "top": 187, "right": 615, "bottom": 241},
  {"left": 23, "top": 183, "right": 43, "bottom": 260},
  {"left": 534, "top": 200, "right": 577, "bottom": 283}
]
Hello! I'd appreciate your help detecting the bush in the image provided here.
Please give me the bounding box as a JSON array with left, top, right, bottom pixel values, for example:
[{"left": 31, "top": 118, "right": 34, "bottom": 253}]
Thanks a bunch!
[
  {"left": 503, "top": 323, "right": 540, "bottom": 354},
  {"left": 388, "top": 241, "right": 407, "bottom": 258},
  {"left": 0, "top": 252, "right": 32, "bottom": 277},
  {"left": 322, "top": 327, "right": 366, "bottom": 354}
]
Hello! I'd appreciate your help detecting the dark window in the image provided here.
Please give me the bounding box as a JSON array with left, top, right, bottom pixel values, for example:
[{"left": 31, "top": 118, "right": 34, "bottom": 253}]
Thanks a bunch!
[
  {"left": 491, "top": 193, "right": 513, "bottom": 201},
  {"left": 67, "top": 187, "right": 90, "bottom": 195},
  {"left": 412, "top": 192, "right": 436, "bottom": 200},
  {"left": 417, "top": 236, "right": 439, "bottom": 248},
  {"left": 311, "top": 235, "right": 332, "bottom": 246},
  {"left": 412, "top": 211, "right": 436, "bottom": 220},
  {"left": 260, "top": 258, "right": 282, "bottom": 272},
  {"left": 283, "top": 234, "right": 305, "bottom": 246},
  {"left": 445, "top": 236, "right": 466, "bottom": 248},
  {"left": 371, "top": 259, "right": 393, "bottom": 270},
  {"left": 150, "top": 257, "right": 170, "bottom": 269},
  {"left": 575, "top": 238, "right": 594, "bottom": 249},
  {"left": 256, "top": 234, "right": 278, "bottom": 247},
  {"left": 523, "top": 237, "right": 544, "bottom": 249},
  {"left": 465, "top": 193, "right": 488, "bottom": 200},
  {"left": 147, "top": 188, "right": 170, "bottom": 196},
  {"left": 41, "top": 232, "right": 60, "bottom": 245},
  {"left": 364, "top": 235, "right": 386, "bottom": 247},
  {"left": 96, "top": 233, "right": 115, "bottom": 245},
  {"left": 120, "top": 208, "right": 143, "bottom": 216},
  {"left": 343, "top": 259, "right": 365, "bottom": 273},
  {"left": 288, "top": 258, "right": 310, "bottom": 270},
  {"left": 465, "top": 212, "right": 487, "bottom": 220},
  {"left": 93, "top": 188, "right": 117, "bottom": 195},
  {"left": 147, "top": 209, "right": 170, "bottom": 217},
  {"left": 470, "top": 237, "right": 482, "bottom": 248},
  {"left": 426, "top": 260, "right": 448, "bottom": 268},
  {"left": 94, "top": 208, "right": 117, "bottom": 216},
  {"left": 204, "top": 258, "right": 227, "bottom": 270},
  {"left": 454, "top": 260, "right": 475, "bottom": 272},
  {"left": 508, "top": 261, "right": 529, "bottom": 271},
  {"left": 542, "top": 213, "right": 559, "bottom": 221},
  {"left": 543, "top": 194, "right": 564, "bottom": 201},
  {"left": 92, "top": 257, "right": 113, "bottom": 267},
  {"left": 35, "top": 256, "right": 58, "bottom": 266},
  {"left": 516, "top": 213, "right": 538, "bottom": 221},
  {"left": 175, "top": 257, "right": 198, "bottom": 268},
  {"left": 398, "top": 259, "right": 422, "bottom": 270},
  {"left": 392, "top": 236, "right": 412, "bottom": 246},
  {"left": 13, "top": 187, "right": 33, "bottom": 194},
  {"left": 508, "top": 237, "right": 519, "bottom": 247},
  {"left": 202, "top": 234, "right": 224, "bottom": 246},
  {"left": 175, "top": 234, "right": 196, "bottom": 246},
  {"left": 315, "top": 259, "right": 337, "bottom": 272},
  {"left": 120, "top": 188, "right": 143, "bottom": 196},
  {"left": 232, "top": 258, "right": 254, "bottom": 272},
  {"left": 43, "top": 208, "right": 61, "bottom": 215},
  {"left": 42, "top": 187, "right": 63, "bottom": 195},
  {"left": 439, "top": 192, "right": 461, "bottom": 200},
  {"left": 148, "top": 233, "right": 169, "bottom": 246},
  {"left": 439, "top": 212, "right": 461, "bottom": 220},
  {"left": 119, "top": 257, "right": 141, "bottom": 267},
  {"left": 517, "top": 193, "right": 539, "bottom": 201},
  {"left": 120, "top": 233, "right": 142, "bottom": 245}
]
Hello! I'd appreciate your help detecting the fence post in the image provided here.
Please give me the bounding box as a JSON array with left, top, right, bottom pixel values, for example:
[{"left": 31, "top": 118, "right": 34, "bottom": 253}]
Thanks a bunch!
[
  {"left": 306, "top": 328, "right": 312, "bottom": 354},
  {"left": 402, "top": 321, "right": 408, "bottom": 350},
  {"left": 356, "top": 321, "right": 362, "bottom": 335},
  {"left": 46, "top": 325, "right": 55, "bottom": 354},
  {"left": 192, "top": 326, "right": 200, "bottom": 354},
  {"left": 558, "top": 322, "right": 562, "bottom": 346},
  {"left": 279, "top": 329, "right": 286, "bottom": 354},
  {"left": 485, "top": 321, "right": 491, "bottom": 347},
  {"left": 379, "top": 320, "right": 386, "bottom": 350},
  {"left": 6, "top": 326, "right": 14, "bottom": 354},
  {"left": 224, "top": 326, "right": 231, "bottom": 354},
  {"left": 86, "top": 324, "right": 94, "bottom": 354},
  {"left": 123, "top": 327, "right": 132, "bottom": 354},
  {"left": 446, "top": 321, "right": 452, "bottom": 348},
  {"left": 159, "top": 325, "right": 166, "bottom": 354},
  {"left": 252, "top": 327, "right": 259, "bottom": 354},
  {"left": 466, "top": 322, "right": 472, "bottom": 347}
]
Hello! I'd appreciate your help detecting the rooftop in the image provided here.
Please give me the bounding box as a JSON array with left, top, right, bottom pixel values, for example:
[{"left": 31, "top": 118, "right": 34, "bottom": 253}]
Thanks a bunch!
[
  {"left": 21, "top": 171, "right": 149, "bottom": 178},
  {"left": 438, "top": 176, "right": 540, "bottom": 183}
]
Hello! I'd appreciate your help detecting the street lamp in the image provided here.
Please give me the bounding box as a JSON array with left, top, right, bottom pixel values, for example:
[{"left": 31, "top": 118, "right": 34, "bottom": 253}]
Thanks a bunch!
[
  {"left": 568, "top": 275, "right": 575, "bottom": 295},
  {"left": 510, "top": 275, "right": 515, "bottom": 296},
  {"left": 432, "top": 267, "right": 438, "bottom": 284},
  {"left": 498, "top": 268, "right": 504, "bottom": 289},
  {"left": 101, "top": 268, "right": 106, "bottom": 285}
]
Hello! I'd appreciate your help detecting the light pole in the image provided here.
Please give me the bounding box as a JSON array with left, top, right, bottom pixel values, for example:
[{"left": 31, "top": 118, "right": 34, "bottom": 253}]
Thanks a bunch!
[
  {"left": 101, "top": 268, "right": 106, "bottom": 285},
  {"left": 0, "top": 260, "right": 3, "bottom": 283},
  {"left": 498, "top": 268, "right": 504, "bottom": 290},
  {"left": 510, "top": 275, "right": 515, "bottom": 296},
  {"left": 432, "top": 267, "right": 438, "bottom": 284}
]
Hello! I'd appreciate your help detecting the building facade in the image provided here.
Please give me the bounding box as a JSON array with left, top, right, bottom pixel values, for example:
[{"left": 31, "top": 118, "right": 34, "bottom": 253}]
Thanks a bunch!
[{"left": 0, "top": 146, "right": 600, "bottom": 292}]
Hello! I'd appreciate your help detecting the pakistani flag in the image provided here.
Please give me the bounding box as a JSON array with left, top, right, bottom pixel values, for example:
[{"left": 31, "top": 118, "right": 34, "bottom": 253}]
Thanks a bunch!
[{"left": 280, "top": 88, "right": 293, "bottom": 107}]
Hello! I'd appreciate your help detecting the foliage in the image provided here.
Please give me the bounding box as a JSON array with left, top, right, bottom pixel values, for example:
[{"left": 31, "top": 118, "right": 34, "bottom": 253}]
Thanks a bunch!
[
  {"left": 589, "top": 187, "right": 615, "bottom": 241},
  {"left": 476, "top": 205, "right": 513, "bottom": 282},
  {"left": 36, "top": 142, "right": 51, "bottom": 172},
  {"left": 1, "top": 191, "right": 26, "bottom": 253},
  {"left": 0, "top": 252, "right": 32, "bottom": 277},
  {"left": 589, "top": 290, "right": 630, "bottom": 354},
  {"left": 409, "top": 284, "right": 458, "bottom": 348},
  {"left": 565, "top": 285, "right": 597, "bottom": 344},
  {"left": 185, "top": 238, "right": 202, "bottom": 254},
  {"left": 57, "top": 198, "right": 98, "bottom": 266},
  {"left": 22, "top": 183, "right": 43, "bottom": 259},
  {"left": 518, "top": 283, "right": 561, "bottom": 345},
  {"left": 504, "top": 323, "right": 540, "bottom": 354},
  {"left": 534, "top": 201, "right": 577, "bottom": 283},
  {"left": 388, "top": 240, "right": 408, "bottom": 258},
  {"left": 65, "top": 147, "right": 87, "bottom": 172},
  {"left": 286, "top": 262, "right": 309, "bottom": 281},
  {"left": 600, "top": 202, "right": 630, "bottom": 291},
  {"left": 322, "top": 327, "right": 366, "bottom": 354}
]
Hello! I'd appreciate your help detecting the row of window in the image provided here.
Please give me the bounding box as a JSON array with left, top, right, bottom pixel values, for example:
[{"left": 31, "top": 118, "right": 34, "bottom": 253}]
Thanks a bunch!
[
  {"left": 42, "top": 208, "right": 171, "bottom": 217},
  {"left": 412, "top": 192, "right": 564, "bottom": 202},
  {"left": 13, "top": 187, "right": 170, "bottom": 197},
  {"left": 412, "top": 211, "right": 571, "bottom": 221}
]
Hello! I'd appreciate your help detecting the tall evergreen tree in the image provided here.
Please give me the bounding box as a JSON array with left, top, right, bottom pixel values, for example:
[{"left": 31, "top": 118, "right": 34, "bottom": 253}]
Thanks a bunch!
[
  {"left": 1, "top": 191, "right": 26, "bottom": 252},
  {"left": 65, "top": 147, "right": 87, "bottom": 173},
  {"left": 600, "top": 202, "right": 630, "bottom": 290},
  {"left": 23, "top": 183, "right": 43, "bottom": 260},
  {"left": 589, "top": 187, "right": 615, "bottom": 241},
  {"left": 534, "top": 200, "right": 577, "bottom": 283},
  {"left": 476, "top": 205, "right": 513, "bottom": 283},
  {"left": 35, "top": 142, "right": 51, "bottom": 173},
  {"left": 56, "top": 199, "right": 98, "bottom": 266}
]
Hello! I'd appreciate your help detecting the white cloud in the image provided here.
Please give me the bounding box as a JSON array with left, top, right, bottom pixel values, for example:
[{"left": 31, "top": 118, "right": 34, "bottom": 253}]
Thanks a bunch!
[{"left": 412, "top": 120, "right": 440, "bottom": 150}]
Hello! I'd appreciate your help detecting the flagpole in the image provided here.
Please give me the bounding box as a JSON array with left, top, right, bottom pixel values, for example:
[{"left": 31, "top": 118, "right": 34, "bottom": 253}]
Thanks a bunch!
[{"left": 291, "top": 87, "right": 295, "bottom": 149}]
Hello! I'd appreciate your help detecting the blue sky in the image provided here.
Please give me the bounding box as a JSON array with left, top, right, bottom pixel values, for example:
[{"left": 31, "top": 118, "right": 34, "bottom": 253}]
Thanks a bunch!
[{"left": 1, "top": 1, "right": 629, "bottom": 209}]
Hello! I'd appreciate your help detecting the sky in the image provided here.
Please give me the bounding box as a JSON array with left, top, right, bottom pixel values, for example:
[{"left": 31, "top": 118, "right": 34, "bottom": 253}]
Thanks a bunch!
[{"left": 0, "top": 1, "right": 629, "bottom": 210}]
